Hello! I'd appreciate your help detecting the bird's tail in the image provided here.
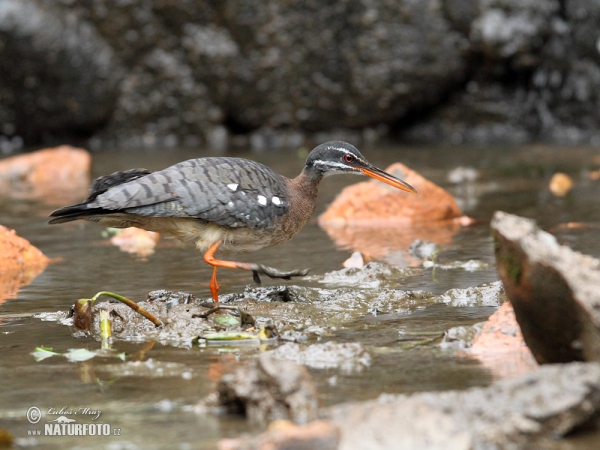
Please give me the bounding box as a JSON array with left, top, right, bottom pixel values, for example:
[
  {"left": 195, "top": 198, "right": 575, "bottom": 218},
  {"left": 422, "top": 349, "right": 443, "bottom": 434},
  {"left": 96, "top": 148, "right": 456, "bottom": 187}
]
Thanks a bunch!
[
  {"left": 48, "top": 204, "right": 108, "bottom": 224},
  {"left": 48, "top": 168, "right": 151, "bottom": 225}
]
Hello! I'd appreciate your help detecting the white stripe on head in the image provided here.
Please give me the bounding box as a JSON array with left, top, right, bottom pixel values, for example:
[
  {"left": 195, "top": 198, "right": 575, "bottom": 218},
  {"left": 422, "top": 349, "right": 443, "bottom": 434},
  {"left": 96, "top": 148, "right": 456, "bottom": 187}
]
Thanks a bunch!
[
  {"left": 313, "top": 160, "right": 362, "bottom": 176},
  {"left": 323, "top": 146, "right": 368, "bottom": 166}
]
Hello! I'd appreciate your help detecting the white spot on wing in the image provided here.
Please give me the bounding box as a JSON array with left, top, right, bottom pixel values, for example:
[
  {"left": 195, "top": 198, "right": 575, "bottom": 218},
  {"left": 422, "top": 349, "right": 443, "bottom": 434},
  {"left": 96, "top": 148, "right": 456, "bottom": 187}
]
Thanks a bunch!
[
  {"left": 227, "top": 201, "right": 234, "bottom": 207},
  {"left": 227, "top": 183, "right": 238, "bottom": 191},
  {"left": 272, "top": 196, "right": 281, "bottom": 206},
  {"left": 257, "top": 195, "right": 267, "bottom": 206}
]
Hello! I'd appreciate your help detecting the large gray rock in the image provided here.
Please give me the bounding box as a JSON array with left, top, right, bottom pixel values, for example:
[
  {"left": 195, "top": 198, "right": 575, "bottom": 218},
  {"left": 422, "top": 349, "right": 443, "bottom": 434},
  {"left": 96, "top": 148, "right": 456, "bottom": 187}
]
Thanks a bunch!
[
  {"left": 327, "top": 363, "right": 600, "bottom": 449},
  {"left": 0, "top": 0, "right": 122, "bottom": 143},
  {"left": 491, "top": 211, "right": 600, "bottom": 364},
  {"left": 405, "top": 0, "right": 600, "bottom": 145},
  {"left": 3, "top": 0, "right": 600, "bottom": 148},
  {"left": 2, "top": 0, "right": 470, "bottom": 148}
]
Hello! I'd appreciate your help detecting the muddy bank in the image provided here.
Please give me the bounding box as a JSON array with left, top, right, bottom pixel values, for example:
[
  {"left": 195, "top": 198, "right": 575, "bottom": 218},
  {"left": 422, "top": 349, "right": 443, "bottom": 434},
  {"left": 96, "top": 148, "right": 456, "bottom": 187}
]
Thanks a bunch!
[{"left": 44, "top": 271, "right": 505, "bottom": 346}]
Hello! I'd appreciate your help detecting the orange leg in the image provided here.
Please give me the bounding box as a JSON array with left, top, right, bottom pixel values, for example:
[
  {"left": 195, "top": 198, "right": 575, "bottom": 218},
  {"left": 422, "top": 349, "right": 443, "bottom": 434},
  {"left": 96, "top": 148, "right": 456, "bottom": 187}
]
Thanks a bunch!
[
  {"left": 204, "top": 241, "right": 255, "bottom": 302},
  {"left": 209, "top": 265, "right": 220, "bottom": 302},
  {"left": 203, "top": 240, "right": 310, "bottom": 302}
]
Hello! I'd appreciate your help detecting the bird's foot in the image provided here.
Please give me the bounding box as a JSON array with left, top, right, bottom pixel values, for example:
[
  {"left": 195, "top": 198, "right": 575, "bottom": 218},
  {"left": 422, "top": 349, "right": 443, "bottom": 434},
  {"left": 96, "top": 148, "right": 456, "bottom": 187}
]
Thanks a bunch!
[
  {"left": 250, "top": 264, "right": 310, "bottom": 284},
  {"left": 194, "top": 304, "right": 255, "bottom": 326},
  {"left": 194, "top": 304, "right": 239, "bottom": 319}
]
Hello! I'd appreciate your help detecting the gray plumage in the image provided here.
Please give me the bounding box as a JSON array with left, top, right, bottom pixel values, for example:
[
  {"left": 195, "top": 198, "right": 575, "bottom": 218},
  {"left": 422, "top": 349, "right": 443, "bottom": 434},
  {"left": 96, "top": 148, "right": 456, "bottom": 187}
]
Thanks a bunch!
[{"left": 50, "top": 157, "right": 290, "bottom": 229}]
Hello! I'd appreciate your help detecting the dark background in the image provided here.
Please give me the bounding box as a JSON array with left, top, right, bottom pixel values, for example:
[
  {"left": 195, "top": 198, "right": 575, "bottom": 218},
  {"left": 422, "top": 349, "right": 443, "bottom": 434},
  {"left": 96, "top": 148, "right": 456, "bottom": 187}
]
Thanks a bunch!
[{"left": 1, "top": 0, "right": 599, "bottom": 152}]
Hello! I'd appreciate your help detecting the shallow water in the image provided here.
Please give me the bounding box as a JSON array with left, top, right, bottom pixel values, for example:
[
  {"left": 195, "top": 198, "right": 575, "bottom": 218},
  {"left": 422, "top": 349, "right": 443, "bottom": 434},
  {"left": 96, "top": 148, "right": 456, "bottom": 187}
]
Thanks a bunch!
[{"left": 1, "top": 144, "right": 600, "bottom": 448}]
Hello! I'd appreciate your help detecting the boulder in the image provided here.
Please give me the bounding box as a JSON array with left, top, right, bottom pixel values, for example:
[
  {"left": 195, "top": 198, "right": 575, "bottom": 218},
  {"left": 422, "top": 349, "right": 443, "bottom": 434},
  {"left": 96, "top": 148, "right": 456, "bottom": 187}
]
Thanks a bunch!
[
  {"left": 491, "top": 211, "right": 600, "bottom": 363},
  {"left": 327, "top": 362, "right": 600, "bottom": 449},
  {"left": 0, "top": 0, "right": 122, "bottom": 143}
]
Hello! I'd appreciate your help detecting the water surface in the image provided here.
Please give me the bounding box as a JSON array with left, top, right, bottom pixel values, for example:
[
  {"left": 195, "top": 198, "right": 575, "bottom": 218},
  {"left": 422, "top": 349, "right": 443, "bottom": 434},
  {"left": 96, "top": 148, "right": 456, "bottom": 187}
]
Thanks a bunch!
[{"left": 1, "top": 144, "right": 599, "bottom": 448}]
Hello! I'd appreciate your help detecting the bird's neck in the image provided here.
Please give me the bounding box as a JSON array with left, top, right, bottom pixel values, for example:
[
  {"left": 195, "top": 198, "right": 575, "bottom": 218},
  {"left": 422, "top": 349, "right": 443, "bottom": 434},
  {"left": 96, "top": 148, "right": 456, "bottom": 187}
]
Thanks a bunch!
[
  {"left": 292, "top": 168, "right": 323, "bottom": 198},
  {"left": 285, "top": 169, "right": 322, "bottom": 223}
]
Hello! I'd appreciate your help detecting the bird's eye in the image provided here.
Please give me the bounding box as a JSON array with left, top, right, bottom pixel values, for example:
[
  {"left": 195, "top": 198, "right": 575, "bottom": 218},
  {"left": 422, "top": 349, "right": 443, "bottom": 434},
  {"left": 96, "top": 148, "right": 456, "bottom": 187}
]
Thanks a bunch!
[{"left": 343, "top": 154, "right": 355, "bottom": 163}]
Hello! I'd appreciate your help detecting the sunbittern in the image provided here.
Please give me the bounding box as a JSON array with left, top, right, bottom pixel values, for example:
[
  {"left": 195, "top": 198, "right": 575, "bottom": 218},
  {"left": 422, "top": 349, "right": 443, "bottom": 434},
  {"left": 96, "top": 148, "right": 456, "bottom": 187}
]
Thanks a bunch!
[{"left": 49, "top": 141, "right": 416, "bottom": 302}]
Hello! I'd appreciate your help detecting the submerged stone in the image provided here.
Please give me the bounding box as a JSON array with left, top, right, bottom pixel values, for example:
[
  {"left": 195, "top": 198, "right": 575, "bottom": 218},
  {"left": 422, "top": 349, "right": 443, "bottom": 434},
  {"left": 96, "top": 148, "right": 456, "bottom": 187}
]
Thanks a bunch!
[
  {"left": 213, "top": 353, "right": 319, "bottom": 425},
  {"left": 267, "top": 342, "right": 371, "bottom": 372}
]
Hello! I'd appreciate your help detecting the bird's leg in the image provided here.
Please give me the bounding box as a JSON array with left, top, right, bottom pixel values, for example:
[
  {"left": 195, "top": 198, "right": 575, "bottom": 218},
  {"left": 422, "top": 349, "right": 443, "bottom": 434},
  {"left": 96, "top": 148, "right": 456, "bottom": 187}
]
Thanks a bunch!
[
  {"left": 209, "top": 266, "right": 220, "bottom": 302},
  {"left": 203, "top": 241, "right": 309, "bottom": 291}
]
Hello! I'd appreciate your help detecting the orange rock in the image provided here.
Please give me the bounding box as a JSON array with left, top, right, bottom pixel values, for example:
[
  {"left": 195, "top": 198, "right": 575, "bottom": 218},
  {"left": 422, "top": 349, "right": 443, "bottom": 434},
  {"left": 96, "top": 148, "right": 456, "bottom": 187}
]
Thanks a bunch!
[
  {"left": 110, "top": 227, "right": 160, "bottom": 257},
  {"left": 470, "top": 302, "right": 538, "bottom": 378},
  {"left": 0, "top": 225, "right": 50, "bottom": 304},
  {"left": 548, "top": 172, "right": 573, "bottom": 197},
  {"left": 319, "top": 163, "right": 466, "bottom": 262},
  {"left": 0, "top": 146, "right": 91, "bottom": 204},
  {"left": 319, "top": 162, "right": 463, "bottom": 226}
]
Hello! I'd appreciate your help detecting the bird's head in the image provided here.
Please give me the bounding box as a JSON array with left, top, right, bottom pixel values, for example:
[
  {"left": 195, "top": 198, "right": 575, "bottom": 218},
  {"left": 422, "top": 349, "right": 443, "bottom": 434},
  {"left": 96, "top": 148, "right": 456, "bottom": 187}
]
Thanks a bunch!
[{"left": 304, "top": 141, "right": 417, "bottom": 193}]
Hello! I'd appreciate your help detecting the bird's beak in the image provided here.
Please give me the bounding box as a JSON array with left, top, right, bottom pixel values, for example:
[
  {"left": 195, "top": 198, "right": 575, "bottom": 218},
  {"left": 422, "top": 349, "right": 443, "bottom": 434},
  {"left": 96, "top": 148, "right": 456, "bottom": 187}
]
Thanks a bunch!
[{"left": 359, "top": 166, "right": 417, "bottom": 193}]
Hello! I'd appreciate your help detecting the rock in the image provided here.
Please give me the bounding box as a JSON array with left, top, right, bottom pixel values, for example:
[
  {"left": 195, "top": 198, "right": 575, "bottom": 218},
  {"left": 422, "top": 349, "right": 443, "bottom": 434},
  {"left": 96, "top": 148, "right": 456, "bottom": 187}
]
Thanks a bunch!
[
  {"left": 470, "top": 302, "right": 538, "bottom": 377},
  {"left": 470, "top": 0, "right": 559, "bottom": 60},
  {"left": 406, "top": 0, "right": 600, "bottom": 146},
  {"left": 109, "top": 227, "right": 160, "bottom": 257},
  {"left": 3, "top": 0, "right": 470, "bottom": 148},
  {"left": 215, "top": 353, "right": 319, "bottom": 425},
  {"left": 2, "top": 1, "right": 600, "bottom": 147},
  {"left": 218, "top": 419, "right": 340, "bottom": 450},
  {"left": 0, "top": 225, "right": 49, "bottom": 303},
  {"left": 319, "top": 262, "right": 416, "bottom": 288},
  {"left": 267, "top": 342, "right": 371, "bottom": 371},
  {"left": 342, "top": 251, "right": 365, "bottom": 268},
  {"left": 190, "top": 1, "right": 468, "bottom": 134},
  {"left": 0, "top": 146, "right": 91, "bottom": 203},
  {"left": 320, "top": 163, "right": 463, "bottom": 226},
  {"left": 44, "top": 281, "right": 504, "bottom": 345},
  {"left": 0, "top": 0, "right": 122, "bottom": 143},
  {"left": 326, "top": 363, "right": 600, "bottom": 449},
  {"left": 548, "top": 172, "right": 573, "bottom": 197},
  {"left": 0, "top": 146, "right": 90, "bottom": 184},
  {"left": 318, "top": 163, "right": 466, "bottom": 261},
  {"left": 491, "top": 211, "right": 600, "bottom": 363},
  {"left": 441, "top": 323, "right": 485, "bottom": 350}
]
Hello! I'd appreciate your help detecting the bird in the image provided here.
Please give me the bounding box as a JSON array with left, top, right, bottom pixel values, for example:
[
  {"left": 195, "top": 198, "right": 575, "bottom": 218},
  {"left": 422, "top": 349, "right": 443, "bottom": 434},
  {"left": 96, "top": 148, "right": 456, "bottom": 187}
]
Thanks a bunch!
[{"left": 49, "top": 141, "right": 416, "bottom": 303}]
